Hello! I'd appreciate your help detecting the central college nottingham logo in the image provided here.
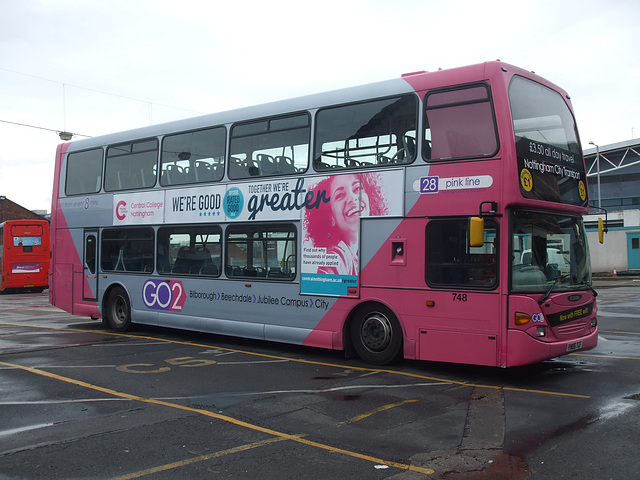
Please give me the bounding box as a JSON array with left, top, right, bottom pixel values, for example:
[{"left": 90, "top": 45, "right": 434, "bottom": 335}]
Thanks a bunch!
[
  {"left": 142, "top": 279, "right": 186, "bottom": 312},
  {"left": 115, "top": 200, "right": 127, "bottom": 220}
]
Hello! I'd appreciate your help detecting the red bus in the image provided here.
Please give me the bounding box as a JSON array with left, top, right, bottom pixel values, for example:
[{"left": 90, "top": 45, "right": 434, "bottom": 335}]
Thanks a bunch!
[
  {"left": 50, "top": 61, "right": 599, "bottom": 366},
  {"left": 0, "top": 219, "right": 50, "bottom": 293}
]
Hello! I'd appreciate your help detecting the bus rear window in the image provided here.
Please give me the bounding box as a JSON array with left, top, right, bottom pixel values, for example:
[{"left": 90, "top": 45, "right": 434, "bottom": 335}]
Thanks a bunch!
[{"left": 11, "top": 224, "right": 44, "bottom": 238}]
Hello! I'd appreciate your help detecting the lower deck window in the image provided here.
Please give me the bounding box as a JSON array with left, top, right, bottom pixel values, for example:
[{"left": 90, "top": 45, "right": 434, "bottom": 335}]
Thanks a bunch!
[
  {"left": 101, "top": 228, "right": 154, "bottom": 273},
  {"left": 426, "top": 219, "right": 498, "bottom": 288},
  {"left": 226, "top": 224, "right": 296, "bottom": 279},
  {"left": 157, "top": 226, "right": 222, "bottom": 276}
]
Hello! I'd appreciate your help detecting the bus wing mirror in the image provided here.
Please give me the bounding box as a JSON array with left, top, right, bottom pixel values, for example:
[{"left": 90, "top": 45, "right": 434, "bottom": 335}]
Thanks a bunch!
[
  {"left": 598, "top": 217, "right": 605, "bottom": 244},
  {"left": 469, "top": 216, "right": 485, "bottom": 248}
]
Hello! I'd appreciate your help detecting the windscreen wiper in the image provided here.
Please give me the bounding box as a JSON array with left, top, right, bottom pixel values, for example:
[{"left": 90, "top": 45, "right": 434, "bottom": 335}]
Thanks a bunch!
[{"left": 538, "top": 273, "right": 570, "bottom": 305}]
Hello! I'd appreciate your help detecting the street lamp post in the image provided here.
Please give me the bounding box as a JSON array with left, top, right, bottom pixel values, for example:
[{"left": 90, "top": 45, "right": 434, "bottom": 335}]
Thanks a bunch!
[{"left": 589, "top": 141, "right": 601, "bottom": 209}]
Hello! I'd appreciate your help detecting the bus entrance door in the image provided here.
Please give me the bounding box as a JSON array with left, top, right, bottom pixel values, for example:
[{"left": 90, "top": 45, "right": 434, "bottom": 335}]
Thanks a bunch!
[{"left": 83, "top": 231, "right": 98, "bottom": 301}]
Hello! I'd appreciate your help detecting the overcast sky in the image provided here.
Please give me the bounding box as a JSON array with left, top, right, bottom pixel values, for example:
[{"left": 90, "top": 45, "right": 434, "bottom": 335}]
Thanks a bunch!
[{"left": 1, "top": 0, "right": 638, "bottom": 212}]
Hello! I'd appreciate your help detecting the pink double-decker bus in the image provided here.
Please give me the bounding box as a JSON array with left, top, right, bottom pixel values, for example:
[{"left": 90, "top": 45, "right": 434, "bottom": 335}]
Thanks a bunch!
[{"left": 50, "top": 61, "right": 598, "bottom": 366}]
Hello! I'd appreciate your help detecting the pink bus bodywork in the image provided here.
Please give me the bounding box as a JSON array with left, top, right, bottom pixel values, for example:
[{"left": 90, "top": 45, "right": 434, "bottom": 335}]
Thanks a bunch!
[{"left": 50, "top": 62, "right": 597, "bottom": 367}]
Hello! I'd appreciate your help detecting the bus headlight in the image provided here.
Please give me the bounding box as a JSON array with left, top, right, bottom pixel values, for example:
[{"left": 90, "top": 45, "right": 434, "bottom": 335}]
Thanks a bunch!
[
  {"left": 591, "top": 317, "right": 597, "bottom": 328},
  {"left": 536, "top": 326, "right": 547, "bottom": 337}
]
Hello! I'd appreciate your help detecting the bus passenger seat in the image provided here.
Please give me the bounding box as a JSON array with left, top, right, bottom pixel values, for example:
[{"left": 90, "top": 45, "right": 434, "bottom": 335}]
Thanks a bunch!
[
  {"left": 172, "top": 247, "right": 193, "bottom": 274},
  {"left": 257, "top": 154, "right": 277, "bottom": 174},
  {"left": 200, "top": 265, "right": 219, "bottom": 276},
  {"left": 244, "top": 266, "right": 258, "bottom": 277},
  {"left": 194, "top": 161, "right": 215, "bottom": 182},
  {"left": 141, "top": 167, "right": 155, "bottom": 186},
  {"left": 229, "top": 158, "right": 246, "bottom": 178},
  {"left": 268, "top": 267, "right": 283, "bottom": 278},
  {"left": 210, "top": 164, "right": 223, "bottom": 180},
  {"left": 275, "top": 156, "right": 295, "bottom": 173},
  {"left": 403, "top": 135, "right": 416, "bottom": 160},
  {"left": 231, "top": 266, "right": 244, "bottom": 276}
]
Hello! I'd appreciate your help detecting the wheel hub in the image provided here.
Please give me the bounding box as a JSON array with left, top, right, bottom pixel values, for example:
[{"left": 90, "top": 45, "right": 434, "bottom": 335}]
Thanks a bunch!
[{"left": 361, "top": 313, "right": 392, "bottom": 352}]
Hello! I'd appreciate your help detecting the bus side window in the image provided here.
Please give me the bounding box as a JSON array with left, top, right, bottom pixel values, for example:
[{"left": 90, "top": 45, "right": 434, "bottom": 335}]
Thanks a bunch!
[
  {"left": 101, "top": 228, "right": 154, "bottom": 273},
  {"left": 66, "top": 148, "right": 103, "bottom": 196},
  {"left": 157, "top": 227, "right": 221, "bottom": 277},
  {"left": 315, "top": 95, "right": 418, "bottom": 170},
  {"left": 160, "top": 127, "right": 225, "bottom": 186},
  {"left": 424, "top": 84, "right": 498, "bottom": 161},
  {"left": 426, "top": 219, "right": 498, "bottom": 288},
  {"left": 229, "top": 114, "right": 310, "bottom": 179},
  {"left": 226, "top": 224, "right": 296, "bottom": 280},
  {"left": 105, "top": 140, "right": 158, "bottom": 191}
]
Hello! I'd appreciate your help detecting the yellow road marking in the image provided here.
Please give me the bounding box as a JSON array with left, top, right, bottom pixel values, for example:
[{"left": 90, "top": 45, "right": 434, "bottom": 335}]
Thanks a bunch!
[
  {"left": 339, "top": 399, "right": 418, "bottom": 425},
  {"left": 0, "top": 360, "right": 434, "bottom": 476},
  {"left": 115, "top": 363, "right": 171, "bottom": 374},
  {"left": 110, "top": 437, "right": 290, "bottom": 480},
  {"left": 0, "top": 322, "right": 591, "bottom": 399}
]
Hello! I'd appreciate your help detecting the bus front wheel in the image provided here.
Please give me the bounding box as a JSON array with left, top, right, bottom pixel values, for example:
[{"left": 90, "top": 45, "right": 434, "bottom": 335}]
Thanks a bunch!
[
  {"left": 350, "top": 305, "right": 402, "bottom": 365},
  {"left": 105, "top": 287, "right": 132, "bottom": 332}
]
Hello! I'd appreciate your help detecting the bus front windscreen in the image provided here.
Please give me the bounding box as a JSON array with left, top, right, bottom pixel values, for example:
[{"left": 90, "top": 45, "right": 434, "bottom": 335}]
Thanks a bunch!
[
  {"left": 511, "top": 211, "right": 591, "bottom": 293},
  {"left": 509, "top": 76, "right": 587, "bottom": 207}
]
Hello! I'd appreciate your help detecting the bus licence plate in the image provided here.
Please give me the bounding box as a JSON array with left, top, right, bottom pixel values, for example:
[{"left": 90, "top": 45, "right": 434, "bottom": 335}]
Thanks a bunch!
[
  {"left": 567, "top": 340, "right": 583, "bottom": 352},
  {"left": 24, "top": 284, "right": 34, "bottom": 288}
]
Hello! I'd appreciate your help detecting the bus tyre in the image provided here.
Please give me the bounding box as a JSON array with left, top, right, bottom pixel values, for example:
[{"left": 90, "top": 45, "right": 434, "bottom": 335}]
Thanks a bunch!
[
  {"left": 105, "top": 287, "right": 132, "bottom": 332},
  {"left": 351, "top": 305, "right": 402, "bottom": 365}
]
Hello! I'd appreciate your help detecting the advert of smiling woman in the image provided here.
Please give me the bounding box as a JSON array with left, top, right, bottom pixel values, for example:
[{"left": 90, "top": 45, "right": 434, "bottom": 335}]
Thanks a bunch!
[{"left": 303, "top": 173, "right": 389, "bottom": 276}]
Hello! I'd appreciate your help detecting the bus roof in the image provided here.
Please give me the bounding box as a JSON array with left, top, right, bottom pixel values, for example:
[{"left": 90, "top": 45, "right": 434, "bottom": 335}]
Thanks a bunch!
[{"left": 62, "top": 61, "right": 560, "bottom": 153}]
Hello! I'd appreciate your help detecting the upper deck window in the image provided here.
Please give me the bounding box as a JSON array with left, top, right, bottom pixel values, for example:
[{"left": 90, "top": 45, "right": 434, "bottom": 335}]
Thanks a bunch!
[
  {"left": 229, "top": 113, "right": 309, "bottom": 179},
  {"left": 161, "top": 127, "right": 226, "bottom": 186},
  {"left": 509, "top": 76, "right": 586, "bottom": 206},
  {"left": 105, "top": 139, "right": 158, "bottom": 191},
  {"left": 315, "top": 95, "right": 418, "bottom": 170},
  {"left": 65, "top": 148, "right": 103, "bottom": 196},
  {"left": 424, "top": 84, "right": 498, "bottom": 161},
  {"left": 509, "top": 76, "right": 580, "bottom": 154}
]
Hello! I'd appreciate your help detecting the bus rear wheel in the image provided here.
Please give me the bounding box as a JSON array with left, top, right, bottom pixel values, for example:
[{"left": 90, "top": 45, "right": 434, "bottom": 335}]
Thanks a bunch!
[
  {"left": 105, "top": 286, "right": 132, "bottom": 332},
  {"left": 350, "top": 305, "right": 402, "bottom": 365}
]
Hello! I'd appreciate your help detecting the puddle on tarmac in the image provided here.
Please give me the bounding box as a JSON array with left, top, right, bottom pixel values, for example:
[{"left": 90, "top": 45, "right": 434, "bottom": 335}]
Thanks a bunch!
[{"left": 333, "top": 395, "right": 360, "bottom": 401}]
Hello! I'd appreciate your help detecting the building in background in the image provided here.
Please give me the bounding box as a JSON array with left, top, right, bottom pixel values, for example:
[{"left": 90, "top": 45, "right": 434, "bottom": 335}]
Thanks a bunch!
[
  {"left": 584, "top": 139, "right": 640, "bottom": 273},
  {"left": 0, "top": 196, "right": 49, "bottom": 223}
]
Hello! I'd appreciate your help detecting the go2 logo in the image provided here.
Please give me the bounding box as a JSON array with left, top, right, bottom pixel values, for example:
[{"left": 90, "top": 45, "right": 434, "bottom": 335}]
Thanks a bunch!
[{"left": 142, "top": 279, "right": 186, "bottom": 312}]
